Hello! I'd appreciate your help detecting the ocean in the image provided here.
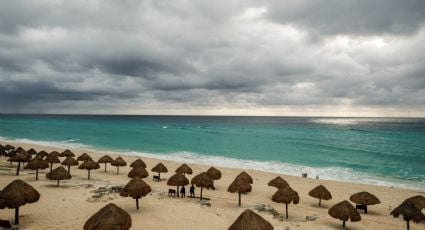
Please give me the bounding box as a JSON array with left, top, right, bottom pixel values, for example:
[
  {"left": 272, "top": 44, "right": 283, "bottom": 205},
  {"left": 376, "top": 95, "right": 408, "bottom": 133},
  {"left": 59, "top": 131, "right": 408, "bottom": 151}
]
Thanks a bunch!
[{"left": 0, "top": 115, "right": 424, "bottom": 191}]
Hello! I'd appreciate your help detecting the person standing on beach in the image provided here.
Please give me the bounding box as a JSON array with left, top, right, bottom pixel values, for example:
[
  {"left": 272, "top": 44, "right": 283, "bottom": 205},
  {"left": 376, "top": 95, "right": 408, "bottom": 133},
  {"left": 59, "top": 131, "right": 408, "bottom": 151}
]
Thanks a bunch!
[
  {"left": 180, "top": 186, "right": 186, "bottom": 198},
  {"left": 190, "top": 184, "right": 195, "bottom": 198}
]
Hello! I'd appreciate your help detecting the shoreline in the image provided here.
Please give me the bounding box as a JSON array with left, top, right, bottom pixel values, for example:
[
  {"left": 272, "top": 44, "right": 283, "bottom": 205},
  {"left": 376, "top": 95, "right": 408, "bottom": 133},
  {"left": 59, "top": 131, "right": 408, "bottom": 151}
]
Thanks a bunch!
[
  {"left": 1, "top": 137, "right": 424, "bottom": 192},
  {"left": 1, "top": 140, "right": 424, "bottom": 229}
]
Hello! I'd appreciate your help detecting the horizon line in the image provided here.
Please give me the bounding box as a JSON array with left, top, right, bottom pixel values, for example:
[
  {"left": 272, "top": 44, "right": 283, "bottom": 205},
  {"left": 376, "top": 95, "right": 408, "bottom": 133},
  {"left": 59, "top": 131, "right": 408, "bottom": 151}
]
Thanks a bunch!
[{"left": 0, "top": 113, "right": 424, "bottom": 119}]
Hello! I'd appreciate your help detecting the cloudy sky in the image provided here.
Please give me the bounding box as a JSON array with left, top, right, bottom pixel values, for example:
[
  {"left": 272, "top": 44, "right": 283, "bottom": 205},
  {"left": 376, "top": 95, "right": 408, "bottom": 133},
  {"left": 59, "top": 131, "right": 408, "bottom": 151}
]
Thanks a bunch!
[{"left": 1, "top": 0, "right": 425, "bottom": 116}]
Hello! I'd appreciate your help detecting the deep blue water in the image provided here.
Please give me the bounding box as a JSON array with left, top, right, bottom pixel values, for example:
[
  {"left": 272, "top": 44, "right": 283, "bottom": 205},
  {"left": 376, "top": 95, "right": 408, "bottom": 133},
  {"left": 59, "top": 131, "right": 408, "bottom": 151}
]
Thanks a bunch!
[{"left": 0, "top": 115, "right": 424, "bottom": 190}]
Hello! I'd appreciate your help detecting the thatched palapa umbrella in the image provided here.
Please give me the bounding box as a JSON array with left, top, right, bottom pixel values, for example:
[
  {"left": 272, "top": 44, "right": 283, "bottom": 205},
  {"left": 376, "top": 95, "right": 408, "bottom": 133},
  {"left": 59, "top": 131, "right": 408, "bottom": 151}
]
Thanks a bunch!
[
  {"left": 175, "top": 163, "right": 193, "bottom": 175},
  {"left": 84, "top": 203, "right": 131, "bottom": 230},
  {"left": 207, "top": 167, "right": 222, "bottom": 180},
  {"left": 391, "top": 200, "right": 425, "bottom": 230},
  {"left": 191, "top": 172, "right": 213, "bottom": 200},
  {"left": 128, "top": 166, "right": 149, "bottom": 179},
  {"left": 7, "top": 153, "right": 29, "bottom": 175},
  {"left": 98, "top": 155, "right": 114, "bottom": 172},
  {"left": 27, "top": 148, "right": 37, "bottom": 156},
  {"left": 5, "top": 144, "right": 15, "bottom": 151},
  {"left": 268, "top": 176, "right": 289, "bottom": 189},
  {"left": 36, "top": 151, "right": 49, "bottom": 159},
  {"left": 228, "top": 178, "right": 252, "bottom": 207},
  {"left": 130, "top": 159, "right": 147, "bottom": 168},
  {"left": 120, "top": 177, "right": 152, "bottom": 210},
  {"left": 111, "top": 157, "right": 127, "bottom": 175},
  {"left": 272, "top": 186, "right": 299, "bottom": 219},
  {"left": 61, "top": 149, "right": 75, "bottom": 157},
  {"left": 24, "top": 157, "right": 49, "bottom": 180},
  {"left": 61, "top": 156, "right": 79, "bottom": 174},
  {"left": 328, "top": 200, "right": 361, "bottom": 228},
  {"left": 77, "top": 153, "right": 92, "bottom": 162},
  {"left": 49, "top": 151, "right": 61, "bottom": 158},
  {"left": 0, "top": 180, "right": 40, "bottom": 225},
  {"left": 309, "top": 185, "right": 332, "bottom": 207},
  {"left": 45, "top": 155, "right": 61, "bottom": 172},
  {"left": 349, "top": 191, "right": 380, "bottom": 214},
  {"left": 403, "top": 195, "right": 425, "bottom": 210},
  {"left": 236, "top": 171, "right": 253, "bottom": 184},
  {"left": 167, "top": 173, "right": 189, "bottom": 197},
  {"left": 151, "top": 162, "right": 168, "bottom": 180},
  {"left": 79, "top": 159, "right": 100, "bottom": 180},
  {"left": 46, "top": 166, "right": 72, "bottom": 187},
  {"left": 229, "top": 209, "right": 274, "bottom": 230}
]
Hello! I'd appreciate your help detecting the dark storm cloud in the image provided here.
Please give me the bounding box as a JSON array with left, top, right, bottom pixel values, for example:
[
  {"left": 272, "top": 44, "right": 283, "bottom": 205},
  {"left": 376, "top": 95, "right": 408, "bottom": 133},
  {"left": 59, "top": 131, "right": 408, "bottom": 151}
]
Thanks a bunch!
[
  {"left": 266, "top": 0, "right": 425, "bottom": 36},
  {"left": 0, "top": 0, "right": 424, "bottom": 115}
]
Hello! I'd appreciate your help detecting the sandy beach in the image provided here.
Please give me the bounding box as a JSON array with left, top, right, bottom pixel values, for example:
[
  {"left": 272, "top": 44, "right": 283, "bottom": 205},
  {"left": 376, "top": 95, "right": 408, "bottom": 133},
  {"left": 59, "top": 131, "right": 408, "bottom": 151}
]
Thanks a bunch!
[{"left": 0, "top": 140, "right": 424, "bottom": 230}]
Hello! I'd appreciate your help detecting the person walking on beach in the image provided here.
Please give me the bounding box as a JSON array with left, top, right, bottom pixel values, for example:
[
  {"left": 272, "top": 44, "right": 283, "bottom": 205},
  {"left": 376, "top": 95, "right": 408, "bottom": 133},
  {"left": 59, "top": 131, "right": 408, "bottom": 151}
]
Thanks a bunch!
[
  {"left": 190, "top": 184, "right": 195, "bottom": 198},
  {"left": 180, "top": 186, "right": 186, "bottom": 198}
]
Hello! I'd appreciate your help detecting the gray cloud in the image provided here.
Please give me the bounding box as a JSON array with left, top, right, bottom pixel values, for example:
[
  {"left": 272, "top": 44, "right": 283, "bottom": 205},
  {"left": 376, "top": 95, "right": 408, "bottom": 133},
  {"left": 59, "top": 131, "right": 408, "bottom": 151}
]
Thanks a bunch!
[
  {"left": 0, "top": 0, "right": 424, "bottom": 116},
  {"left": 266, "top": 0, "right": 425, "bottom": 36}
]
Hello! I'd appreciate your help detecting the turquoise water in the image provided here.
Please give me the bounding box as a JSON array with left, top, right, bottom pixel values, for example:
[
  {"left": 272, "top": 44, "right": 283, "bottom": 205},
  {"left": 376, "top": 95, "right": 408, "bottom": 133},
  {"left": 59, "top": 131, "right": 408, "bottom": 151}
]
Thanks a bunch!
[{"left": 0, "top": 115, "right": 424, "bottom": 190}]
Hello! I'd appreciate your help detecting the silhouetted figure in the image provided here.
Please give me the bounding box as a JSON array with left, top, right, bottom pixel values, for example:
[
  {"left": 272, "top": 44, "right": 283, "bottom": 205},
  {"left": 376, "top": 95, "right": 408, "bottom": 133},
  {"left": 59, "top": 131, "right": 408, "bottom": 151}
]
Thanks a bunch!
[
  {"left": 180, "top": 186, "right": 186, "bottom": 198},
  {"left": 190, "top": 184, "right": 195, "bottom": 198}
]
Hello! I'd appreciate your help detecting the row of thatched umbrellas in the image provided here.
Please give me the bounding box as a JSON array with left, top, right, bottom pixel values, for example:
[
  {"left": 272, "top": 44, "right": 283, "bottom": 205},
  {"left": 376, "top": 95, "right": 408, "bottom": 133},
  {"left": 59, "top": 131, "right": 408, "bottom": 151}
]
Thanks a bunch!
[{"left": 1, "top": 144, "right": 424, "bottom": 229}]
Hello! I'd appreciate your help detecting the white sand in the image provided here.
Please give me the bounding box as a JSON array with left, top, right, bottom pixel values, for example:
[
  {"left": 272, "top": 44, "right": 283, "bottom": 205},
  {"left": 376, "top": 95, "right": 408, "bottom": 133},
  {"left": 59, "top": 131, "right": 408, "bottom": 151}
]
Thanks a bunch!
[{"left": 0, "top": 141, "right": 424, "bottom": 230}]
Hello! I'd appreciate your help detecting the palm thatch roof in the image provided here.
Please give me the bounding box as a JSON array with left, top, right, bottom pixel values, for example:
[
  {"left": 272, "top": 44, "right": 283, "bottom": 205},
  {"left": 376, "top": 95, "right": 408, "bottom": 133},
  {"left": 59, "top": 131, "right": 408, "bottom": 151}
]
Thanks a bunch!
[
  {"left": 84, "top": 203, "right": 132, "bottom": 230},
  {"left": 77, "top": 153, "right": 92, "bottom": 162},
  {"left": 5, "top": 144, "right": 15, "bottom": 151},
  {"left": 236, "top": 171, "right": 253, "bottom": 184},
  {"left": 207, "top": 167, "right": 222, "bottom": 180},
  {"left": 78, "top": 159, "right": 100, "bottom": 170},
  {"left": 0, "top": 179, "right": 40, "bottom": 209},
  {"left": 61, "top": 157, "right": 79, "bottom": 166},
  {"left": 272, "top": 186, "right": 299, "bottom": 205},
  {"left": 151, "top": 163, "right": 168, "bottom": 173},
  {"left": 45, "top": 155, "right": 61, "bottom": 164},
  {"left": 175, "top": 163, "right": 193, "bottom": 175},
  {"left": 228, "top": 209, "right": 274, "bottom": 230},
  {"left": 49, "top": 151, "right": 61, "bottom": 157},
  {"left": 27, "top": 148, "right": 37, "bottom": 156},
  {"left": 61, "top": 149, "right": 75, "bottom": 157},
  {"left": 267, "top": 176, "right": 289, "bottom": 189},
  {"left": 121, "top": 177, "right": 152, "bottom": 198},
  {"left": 111, "top": 157, "right": 127, "bottom": 167},
  {"left": 98, "top": 155, "right": 114, "bottom": 164},
  {"left": 24, "top": 158, "right": 49, "bottom": 170},
  {"left": 167, "top": 173, "right": 189, "bottom": 186},
  {"left": 349, "top": 191, "right": 380, "bottom": 205},
  {"left": 228, "top": 178, "right": 252, "bottom": 194},
  {"left": 36, "top": 151, "right": 49, "bottom": 159},
  {"left": 7, "top": 153, "right": 29, "bottom": 163},
  {"left": 403, "top": 195, "right": 425, "bottom": 210},
  {"left": 47, "top": 166, "right": 72, "bottom": 181},
  {"left": 47, "top": 166, "right": 72, "bottom": 186},
  {"left": 391, "top": 201, "right": 425, "bottom": 223},
  {"left": 130, "top": 159, "right": 146, "bottom": 168},
  {"left": 128, "top": 166, "right": 149, "bottom": 178},
  {"left": 309, "top": 185, "right": 332, "bottom": 201},
  {"left": 191, "top": 172, "right": 213, "bottom": 188},
  {"left": 328, "top": 200, "right": 361, "bottom": 224}
]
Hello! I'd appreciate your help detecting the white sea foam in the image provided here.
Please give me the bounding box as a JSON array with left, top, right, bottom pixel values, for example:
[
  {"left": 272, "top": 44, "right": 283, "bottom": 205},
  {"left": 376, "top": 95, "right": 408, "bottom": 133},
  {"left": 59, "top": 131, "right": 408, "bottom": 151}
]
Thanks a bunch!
[
  {"left": 118, "top": 150, "right": 425, "bottom": 191},
  {"left": 1, "top": 136, "right": 424, "bottom": 191},
  {"left": 0, "top": 136, "right": 89, "bottom": 149}
]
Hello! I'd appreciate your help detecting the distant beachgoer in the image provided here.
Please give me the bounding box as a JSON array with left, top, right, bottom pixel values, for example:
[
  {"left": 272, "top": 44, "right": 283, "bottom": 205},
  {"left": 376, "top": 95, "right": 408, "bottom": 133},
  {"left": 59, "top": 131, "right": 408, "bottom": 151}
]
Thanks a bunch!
[
  {"left": 316, "top": 175, "right": 319, "bottom": 179},
  {"left": 180, "top": 186, "right": 186, "bottom": 198},
  {"left": 190, "top": 185, "right": 195, "bottom": 198}
]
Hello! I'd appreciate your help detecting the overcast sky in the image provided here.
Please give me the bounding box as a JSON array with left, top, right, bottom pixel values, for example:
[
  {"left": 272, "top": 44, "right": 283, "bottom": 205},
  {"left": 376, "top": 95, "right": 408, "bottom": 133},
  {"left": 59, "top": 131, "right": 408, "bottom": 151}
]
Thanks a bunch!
[{"left": 1, "top": 0, "right": 425, "bottom": 116}]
